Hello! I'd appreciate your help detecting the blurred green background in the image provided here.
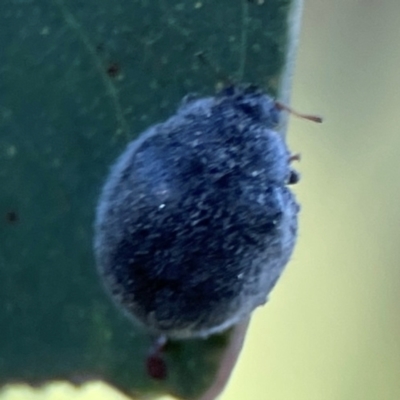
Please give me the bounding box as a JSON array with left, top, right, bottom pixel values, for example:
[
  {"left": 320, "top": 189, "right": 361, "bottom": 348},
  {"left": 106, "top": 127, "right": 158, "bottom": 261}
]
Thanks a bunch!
[{"left": 2, "top": 0, "right": 400, "bottom": 399}]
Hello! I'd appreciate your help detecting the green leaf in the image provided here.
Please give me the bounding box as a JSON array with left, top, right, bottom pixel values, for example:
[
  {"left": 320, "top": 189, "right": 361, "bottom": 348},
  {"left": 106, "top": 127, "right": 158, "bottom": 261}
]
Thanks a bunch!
[{"left": 0, "top": 0, "right": 303, "bottom": 398}]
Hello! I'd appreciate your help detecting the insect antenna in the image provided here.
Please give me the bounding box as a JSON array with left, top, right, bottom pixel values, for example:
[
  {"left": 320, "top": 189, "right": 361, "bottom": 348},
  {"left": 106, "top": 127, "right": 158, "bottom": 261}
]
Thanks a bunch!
[{"left": 275, "top": 101, "right": 323, "bottom": 123}]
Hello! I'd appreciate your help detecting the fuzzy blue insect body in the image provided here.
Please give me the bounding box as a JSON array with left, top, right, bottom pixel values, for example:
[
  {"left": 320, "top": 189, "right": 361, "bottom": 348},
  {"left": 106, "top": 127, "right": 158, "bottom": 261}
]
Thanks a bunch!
[{"left": 94, "top": 85, "right": 299, "bottom": 339}]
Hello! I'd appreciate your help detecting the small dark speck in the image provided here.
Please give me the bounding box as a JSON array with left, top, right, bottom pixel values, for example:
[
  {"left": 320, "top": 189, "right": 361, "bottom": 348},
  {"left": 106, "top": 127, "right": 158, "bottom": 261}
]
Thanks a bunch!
[
  {"left": 96, "top": 43, "right": 105, "bottom": 52},
  {"left": 106, "top": 62, "right": 120, "bottom": 78},
  {"left": 5, "top": 211, "right": 18, "bottom": 224},
  {"left": 146, "top": 354, "right": 167, "bottom": 380}
]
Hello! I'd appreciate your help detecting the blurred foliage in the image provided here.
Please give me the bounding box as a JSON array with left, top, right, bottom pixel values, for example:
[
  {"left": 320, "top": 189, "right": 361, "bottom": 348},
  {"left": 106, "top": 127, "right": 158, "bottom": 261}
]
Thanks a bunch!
[{"left": 0, "top": 0, "right": 301, "bottom": 399}]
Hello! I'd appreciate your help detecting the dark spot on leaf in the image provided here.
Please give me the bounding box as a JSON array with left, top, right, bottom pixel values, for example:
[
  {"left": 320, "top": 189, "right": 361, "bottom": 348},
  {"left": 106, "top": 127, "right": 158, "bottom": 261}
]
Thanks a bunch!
[
  {"left": 146, "top": 354, "right": 167, "bottom": 380},
  {"left": 106, "top": 62, "right": 120, "bottom": 78},
  {"left": 5, "top": 210, "right": 18, "bottom": 224},
  {"left": 96, "top": 43, "right": 105, "bottom": 52}
]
